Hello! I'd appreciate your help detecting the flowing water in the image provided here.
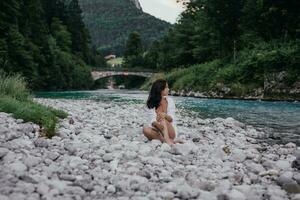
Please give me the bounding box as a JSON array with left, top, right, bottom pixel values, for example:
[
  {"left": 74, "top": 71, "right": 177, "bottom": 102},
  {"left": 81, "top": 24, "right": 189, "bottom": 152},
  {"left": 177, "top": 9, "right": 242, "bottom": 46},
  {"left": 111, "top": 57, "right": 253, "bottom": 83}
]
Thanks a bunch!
[{"left": 35, "top": 89, "right": 300, "bottom": 145}]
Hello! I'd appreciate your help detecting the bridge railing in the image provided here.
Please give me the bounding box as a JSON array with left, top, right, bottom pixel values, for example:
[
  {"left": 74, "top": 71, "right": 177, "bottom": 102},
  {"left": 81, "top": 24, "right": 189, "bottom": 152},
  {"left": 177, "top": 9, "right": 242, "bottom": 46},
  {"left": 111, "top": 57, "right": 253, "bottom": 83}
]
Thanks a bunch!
[{"left": 91, "top": 67, "right": 159, "bottom": 73}]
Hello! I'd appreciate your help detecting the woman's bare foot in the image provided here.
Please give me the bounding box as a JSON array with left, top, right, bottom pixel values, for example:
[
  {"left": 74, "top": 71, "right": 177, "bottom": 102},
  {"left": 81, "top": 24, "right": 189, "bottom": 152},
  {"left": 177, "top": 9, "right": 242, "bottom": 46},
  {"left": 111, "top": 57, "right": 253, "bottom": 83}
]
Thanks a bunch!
[
  {"left": 165, "top": 139, "right": 175, "bottom": 145},
  {"left": 173, "top": 139, "right": 184, "bottom": 144}
]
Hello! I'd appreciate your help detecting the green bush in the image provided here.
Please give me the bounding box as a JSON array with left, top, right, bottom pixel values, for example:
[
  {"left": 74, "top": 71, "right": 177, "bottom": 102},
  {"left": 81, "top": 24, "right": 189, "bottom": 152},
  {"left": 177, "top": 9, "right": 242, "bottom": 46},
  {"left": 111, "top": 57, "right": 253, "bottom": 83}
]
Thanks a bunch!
[
  {"left": 235, "top": 40, "right": 300, "bottom": 86},
  {"left": 140, "top": 73, "right": 166, "bottom": 91},
  {"left": 165, "top": 68, "right": 190, "bottom": 88},
  {"left": 214, "top": 64, "right": 238, "bottom": 84},
  {"left": 166, "top": 60, "right": 221, "bottom": 91}
]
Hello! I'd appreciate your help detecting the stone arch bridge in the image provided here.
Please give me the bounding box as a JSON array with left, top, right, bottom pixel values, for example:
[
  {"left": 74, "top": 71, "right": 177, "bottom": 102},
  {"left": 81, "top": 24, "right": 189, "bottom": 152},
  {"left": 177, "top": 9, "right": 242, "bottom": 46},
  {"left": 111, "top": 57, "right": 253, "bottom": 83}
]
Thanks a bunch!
[{"left": 91, "top": 70, "right": 155, "bottom": 80}]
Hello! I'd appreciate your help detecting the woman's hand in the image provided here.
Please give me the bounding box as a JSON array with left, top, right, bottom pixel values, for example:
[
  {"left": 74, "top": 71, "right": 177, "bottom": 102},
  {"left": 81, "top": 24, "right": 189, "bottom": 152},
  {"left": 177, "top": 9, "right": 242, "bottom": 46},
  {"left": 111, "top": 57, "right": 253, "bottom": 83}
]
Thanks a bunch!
[{"left": 156, "top": 112, "right": 166, "bottom": 122}]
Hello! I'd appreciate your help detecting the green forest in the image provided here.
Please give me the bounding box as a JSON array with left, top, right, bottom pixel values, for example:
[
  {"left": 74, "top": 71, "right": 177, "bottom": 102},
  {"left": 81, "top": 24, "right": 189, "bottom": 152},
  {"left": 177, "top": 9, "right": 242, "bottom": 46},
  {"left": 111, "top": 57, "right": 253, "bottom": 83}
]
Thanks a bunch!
[
  {"left": 0, "top": 0, "right": 107, "bottom": 91},
  {"left": 78, "top": 0, "right": 171, "bottom": 56},
  {"left": 1, "top": 0, "right": 299, "bottom": 100},
  {"left": 129, "top": 0, "right": 299, "bottom": 100}
]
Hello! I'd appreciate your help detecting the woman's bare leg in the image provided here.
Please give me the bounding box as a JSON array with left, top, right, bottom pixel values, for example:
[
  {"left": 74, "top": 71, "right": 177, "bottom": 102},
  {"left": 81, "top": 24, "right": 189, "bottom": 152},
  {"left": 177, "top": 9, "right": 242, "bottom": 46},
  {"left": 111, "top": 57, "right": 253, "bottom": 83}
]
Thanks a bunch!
[
  {"left": 147, "top": 121, "right": 173, "bottom": 145},
  {"left": 165, "top": 120, "right": 175, "bottom": 140},
  {"left": 152, "top": 121, "right": 175, "bottom": 145},
  {"left": 143, "top": 126, "right": 183, "bottom": 144},
  {"left": 162, "top": 121, "right": 184, "bottom": 144},
  {"left": 143, "top": 127, "right": 165, "bottom": 142},
  {"left": 157, "top": 120, "right": 174, "bottom": 145}
]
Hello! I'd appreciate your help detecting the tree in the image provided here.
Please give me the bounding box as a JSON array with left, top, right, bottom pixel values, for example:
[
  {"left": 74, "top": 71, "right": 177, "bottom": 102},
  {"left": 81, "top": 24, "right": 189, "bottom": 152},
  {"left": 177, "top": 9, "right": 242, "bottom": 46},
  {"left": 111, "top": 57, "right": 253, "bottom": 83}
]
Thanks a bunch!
[
  {"left": 0, "top": 0, "right": 98, "bottom": 91},
  {"left": 51, "top": 17, "right": 72, "bottom": 52},
  {"left": 65, "top": 0, "right": 91, "bottom": 63},
  {"left": 123, "top": 31, "right": 144, "bottom": 68}
]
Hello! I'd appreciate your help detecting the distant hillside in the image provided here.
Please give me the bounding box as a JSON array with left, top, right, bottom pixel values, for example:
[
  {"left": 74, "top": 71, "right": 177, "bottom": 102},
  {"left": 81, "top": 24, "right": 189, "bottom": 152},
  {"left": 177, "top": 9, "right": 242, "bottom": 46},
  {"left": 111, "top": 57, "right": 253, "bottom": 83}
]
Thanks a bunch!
[{"left": 79, "top": 0, "right": 172, "bottom": 55}]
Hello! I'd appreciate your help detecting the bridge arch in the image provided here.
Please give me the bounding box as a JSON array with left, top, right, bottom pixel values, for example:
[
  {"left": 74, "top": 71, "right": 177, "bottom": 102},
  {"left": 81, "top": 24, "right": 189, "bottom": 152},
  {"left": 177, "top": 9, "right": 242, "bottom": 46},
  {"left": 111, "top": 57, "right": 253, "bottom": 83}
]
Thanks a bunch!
[{"left": 91, "top": 71, "right": 154, "bottom": 81}]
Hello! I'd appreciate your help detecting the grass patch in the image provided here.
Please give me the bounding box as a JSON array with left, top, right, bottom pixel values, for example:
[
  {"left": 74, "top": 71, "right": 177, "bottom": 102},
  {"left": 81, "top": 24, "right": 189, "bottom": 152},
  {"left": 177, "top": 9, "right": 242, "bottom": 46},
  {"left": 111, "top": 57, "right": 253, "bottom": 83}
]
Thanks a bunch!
[
  {"left": 107, "top": 57, "right": 123, "bottom": 66},
  {"left": 0, "top": 96, "right": 67, "bottom": 138},
  {"left": 0, "top": 70, "right": 30, "bottom": 101},
  {"left": 0, "top": 70, "right": 67, "bottom": 137}
]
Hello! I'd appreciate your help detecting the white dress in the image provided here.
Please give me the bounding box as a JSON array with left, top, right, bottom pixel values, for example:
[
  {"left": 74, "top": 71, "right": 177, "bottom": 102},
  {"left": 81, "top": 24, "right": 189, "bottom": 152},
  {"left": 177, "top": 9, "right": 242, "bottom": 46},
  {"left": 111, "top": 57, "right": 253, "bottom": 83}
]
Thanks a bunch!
[{"left": 146, "top": 96, "right": 178, "bottom": 137}]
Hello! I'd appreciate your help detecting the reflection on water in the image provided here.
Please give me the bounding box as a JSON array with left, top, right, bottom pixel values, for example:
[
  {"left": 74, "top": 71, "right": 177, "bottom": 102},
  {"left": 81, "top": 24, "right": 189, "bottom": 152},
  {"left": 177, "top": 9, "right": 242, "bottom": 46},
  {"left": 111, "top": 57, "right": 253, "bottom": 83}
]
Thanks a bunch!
[{"left": 35, "top": 89, "right": 300, "bottom": 145}]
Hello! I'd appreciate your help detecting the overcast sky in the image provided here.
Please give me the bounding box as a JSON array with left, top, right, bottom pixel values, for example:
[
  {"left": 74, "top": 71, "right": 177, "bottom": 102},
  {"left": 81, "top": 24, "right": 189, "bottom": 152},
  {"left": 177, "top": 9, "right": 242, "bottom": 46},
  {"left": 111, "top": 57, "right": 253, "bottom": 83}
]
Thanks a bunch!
[{"left": 138, "top": 0, "right": 185, "bottom": 24}]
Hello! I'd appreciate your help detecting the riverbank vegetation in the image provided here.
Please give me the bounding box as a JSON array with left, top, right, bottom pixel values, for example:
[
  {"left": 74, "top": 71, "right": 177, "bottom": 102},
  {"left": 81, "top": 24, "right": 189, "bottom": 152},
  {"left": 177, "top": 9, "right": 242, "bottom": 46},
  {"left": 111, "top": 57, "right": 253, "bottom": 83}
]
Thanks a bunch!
[
  {"left": 166, "top": 41, "right": 300, "bottom": 98},
  {"left": 132, "top": 0, "right": 300, "bottom": 99},
  {"left": 0, "top": 71, "right": 67, "bottom": 137}
]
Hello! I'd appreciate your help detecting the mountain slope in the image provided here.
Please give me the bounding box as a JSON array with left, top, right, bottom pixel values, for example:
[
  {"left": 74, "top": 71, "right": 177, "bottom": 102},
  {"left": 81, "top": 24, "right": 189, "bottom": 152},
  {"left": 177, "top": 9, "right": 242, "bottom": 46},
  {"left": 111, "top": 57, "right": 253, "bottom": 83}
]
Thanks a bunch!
[{"left": 79, "top": 0, "right": 172, "bottom": 55}]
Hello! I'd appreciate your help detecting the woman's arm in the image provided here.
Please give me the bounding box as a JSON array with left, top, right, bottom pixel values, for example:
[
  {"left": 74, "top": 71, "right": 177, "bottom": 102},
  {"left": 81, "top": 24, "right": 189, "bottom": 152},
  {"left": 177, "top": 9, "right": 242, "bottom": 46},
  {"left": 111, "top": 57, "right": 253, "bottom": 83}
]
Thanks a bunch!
[
  {"left": 157, "top": 112, "right": 173, "bottom": 123},
  {"left": 164, "top": 113, "right": 173, "bottom": 123}
]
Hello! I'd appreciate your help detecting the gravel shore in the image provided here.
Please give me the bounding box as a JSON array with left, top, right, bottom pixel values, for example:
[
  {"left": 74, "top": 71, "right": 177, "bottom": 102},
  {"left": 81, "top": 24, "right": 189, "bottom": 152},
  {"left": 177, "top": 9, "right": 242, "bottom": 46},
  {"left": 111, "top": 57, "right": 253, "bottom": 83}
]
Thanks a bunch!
[{"left": 0, "top": 98, "right": 299, "bottom": 200}]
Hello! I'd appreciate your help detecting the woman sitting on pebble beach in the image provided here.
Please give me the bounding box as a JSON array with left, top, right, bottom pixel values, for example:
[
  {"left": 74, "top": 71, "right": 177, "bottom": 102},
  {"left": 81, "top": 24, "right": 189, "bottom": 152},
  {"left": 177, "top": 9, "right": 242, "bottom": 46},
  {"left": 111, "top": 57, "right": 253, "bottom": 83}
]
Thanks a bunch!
[{"left": 143, "top": 79, "right": 182, "bottom": 145}]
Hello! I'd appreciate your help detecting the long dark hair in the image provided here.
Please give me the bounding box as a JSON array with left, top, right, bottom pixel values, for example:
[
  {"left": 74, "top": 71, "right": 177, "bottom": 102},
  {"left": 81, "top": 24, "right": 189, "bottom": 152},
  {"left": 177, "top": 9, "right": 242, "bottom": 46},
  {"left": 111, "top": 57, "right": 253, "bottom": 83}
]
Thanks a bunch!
[{"left": 146, "top": 79, "right": 167, "bottom": 109}]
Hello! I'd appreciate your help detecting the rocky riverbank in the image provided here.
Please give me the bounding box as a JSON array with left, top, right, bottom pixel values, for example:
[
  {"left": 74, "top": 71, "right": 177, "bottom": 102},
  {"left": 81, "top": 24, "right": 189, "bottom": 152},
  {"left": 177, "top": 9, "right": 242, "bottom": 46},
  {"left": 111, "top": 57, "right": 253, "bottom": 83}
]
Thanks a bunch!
[
  {"left": 170, "top": 90, "right": 300, "bottom": 102},
  {"left": 0, "top": 98, "right": 300, "bottom": 200}
]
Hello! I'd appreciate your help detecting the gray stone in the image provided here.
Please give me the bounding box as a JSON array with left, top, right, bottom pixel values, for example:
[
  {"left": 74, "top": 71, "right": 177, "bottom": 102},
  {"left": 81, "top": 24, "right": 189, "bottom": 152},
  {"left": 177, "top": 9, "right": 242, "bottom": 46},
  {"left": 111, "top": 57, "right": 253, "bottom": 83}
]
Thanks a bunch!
[
  {"left": 64, "top": 186, "right": 86, "bottom": 196},
  {"left": 171, "top": 144, "right": 193, "bottom": 156},
  {"left": 9, "top": 162, "right": 28, "bottom": 175},
  {"left": 23, "top": 155, "right": 41, "bottom": 167},
  {"left": 276, "top": 160, "right": 291, "bottom": 171},
  {"left": 107, "top": 185, "right": 116, "bottom": 193},
  {"left": 37, "top": 183, "right": 50, "bottom": 195},
  {"left": 293, "top": 173, "right": 300, "bottom": 184},
  {"left": 160, "top": 143, "right": 172, "bottom": 152},
  {"left": 64, "top": 142, "right": 77, "bottom": 155},
  {"left": 16, "top": 119, "right": 24, "bottom": 123},
  {"left": 245, "top": 161, "right": 265, "bottom": 174},
  {"left": 259, "top": 169, "right": 279, "bottom": 177},
  {"left": 17, "top": 123, "right": 35, "bottom": 133},
  {"left": 262, "top": 160, "right": 276, "bottom": 170},
  {"left": 177, "top": 183, "right": 200, "bottom": 199},
  {"left": 48, "top": 151, "right": 60, "bottom": 161},
  {"left": 292, "top": 194, "right": 300, "bottom": 200},
  {"left": 0, "top": 147, "right": 9, "bottom": 158},
  {"left": 59, "top": 174, "right": 76, "bottom": 182},
  {"left": 0, "top": 195, "right": 9, "bottom": 200},
  {"left": 157, "top": 191, "right": 174, "bottom": 200},
  {"left": 142, "top": 156, "right": 164, "bottom": 166},
  {"left": 199, "top": 191, "right": 218, "bottom": 200},
  {"left": 74, "top": 179, "right": 94, "bottom": 191},
  {"left": 19, "top": 175, "right": 38, "bottom": 184},
  {"left": 138, "top": 145, "right": 152, "bottom": 156},
  {"left": 228, "top": 189, "right": 246, "bottom": 200},
  {"left": 230, "top": 149, "right": 246, "bottom": 162},
  {"left": 69, "top": 156, "right": 87, "bottom": 168},
  {"left": 124, "top": 151, "right": 137, "bottom": 159},
  {"left": 9, "top": 193, "right": 27, "bottom": 200},
  {"left": 6, "top": 131, "right": 23, "bottom": 141},
  {"left": 110, "top": 159, "right": 119, "bottom": 171},
  {"left": 34, "top": 138, "right": 48, "bottom": 148},
  {"left": 150, "top": 140, "right": 162, "bottom": 148},
  {"left": 137, "top": 170, "right": 151, "bottom": 179},
  {"left": 285, "top": 142, "right": 297, "bottom": 149},
  {"left": 102, "top": 153, "right": 114, "bottom": 162}
]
